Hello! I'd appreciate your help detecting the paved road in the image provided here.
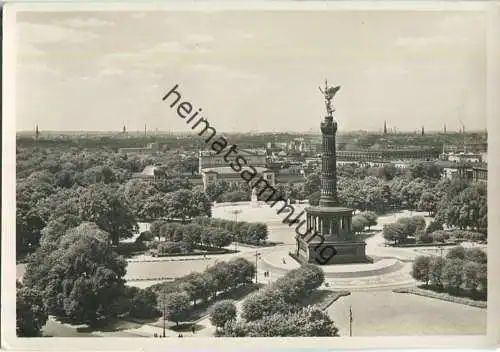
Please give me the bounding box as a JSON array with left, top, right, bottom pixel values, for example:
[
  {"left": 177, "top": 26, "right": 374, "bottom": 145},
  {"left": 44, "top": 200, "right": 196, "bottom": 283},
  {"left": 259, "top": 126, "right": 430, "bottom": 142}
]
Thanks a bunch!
[{"left": 327, "top": 291, "right": 486, "bottom": 336}]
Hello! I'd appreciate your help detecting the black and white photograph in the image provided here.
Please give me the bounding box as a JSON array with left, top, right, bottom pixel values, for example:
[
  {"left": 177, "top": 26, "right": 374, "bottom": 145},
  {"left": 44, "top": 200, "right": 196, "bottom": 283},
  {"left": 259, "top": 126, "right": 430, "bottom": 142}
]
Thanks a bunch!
[{"left": 2, "top": 1, "right": 500, "bottom": 350}]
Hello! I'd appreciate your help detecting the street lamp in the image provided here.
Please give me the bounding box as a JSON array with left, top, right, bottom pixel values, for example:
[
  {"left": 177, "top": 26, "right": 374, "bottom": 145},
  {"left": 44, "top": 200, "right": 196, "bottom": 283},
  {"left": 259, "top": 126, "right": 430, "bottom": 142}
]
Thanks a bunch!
[
  {"left": 231, "top": 209, "right": 242, "bottom": 251},
  {"left": 254, "top": 251, "right": 262, "bottom": 284},
  {"left": 162, "top": 287, "right": 167, "bottom": 337}
]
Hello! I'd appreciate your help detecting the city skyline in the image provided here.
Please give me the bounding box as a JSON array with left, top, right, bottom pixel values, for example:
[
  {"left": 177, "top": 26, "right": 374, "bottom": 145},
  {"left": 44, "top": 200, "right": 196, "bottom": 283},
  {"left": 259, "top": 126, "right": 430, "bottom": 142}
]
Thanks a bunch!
[{"left": 16, "top": 11, "right": 487, "bottom": 132}]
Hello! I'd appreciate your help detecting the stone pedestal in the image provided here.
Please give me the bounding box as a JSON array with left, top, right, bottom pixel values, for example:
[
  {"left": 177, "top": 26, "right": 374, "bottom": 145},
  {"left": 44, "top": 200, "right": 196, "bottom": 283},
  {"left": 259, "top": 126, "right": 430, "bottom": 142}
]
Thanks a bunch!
[{"left": 294, "top": 206, "right": 369, "bottom": 265}]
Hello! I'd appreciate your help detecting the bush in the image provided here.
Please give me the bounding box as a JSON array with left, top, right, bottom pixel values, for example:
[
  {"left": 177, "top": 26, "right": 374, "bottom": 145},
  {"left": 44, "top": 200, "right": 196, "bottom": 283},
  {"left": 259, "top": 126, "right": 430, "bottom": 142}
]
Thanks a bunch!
[
  {"left": 429, "top": 230, "right": 450, "bottom": 243},
  {"left": 149, "top": 257, "right": 255, "bottom": 310},
  {"left": 136, "top": 230, "right": 154, "bottom": 242},
  {"left": 442, "top": 258, "right": 464, "bottom": 293},
  {"left": 210, "top": 300, "right": 237, "bottom": 329},
  {"left": 156, "top": 241, "right": 188, "bottom": 255},
  {"left": 17, "top": 286, "right": 48, "bottom": 337},
  {"left": 411, "top": 256, "right": 432, "bottom": 286},
  {"left": 241, "top": 265, "right": 325, "bottom": 322},
  {"left": 192, "top": 217, "right": 268, "bottom": 246},
  {"left": 415, "top": 231, "right": 433, "bottom": 244},
  {"left": 425, "top": 220, "right": 444, "bottom": 235},
  {"left": 359, "top": 211, "right": 378, "bottom": 229},
  {"left": 465, "top": 248, "right": 487, "bottom": 264},
  {"left": 224, "top": 306, "right": 339, "bottom": 337},
  {"left": 127, "top": 287, "right": 160, "bottom": 319},
  {"left": 446, "top": 246, "right": 466, "bottom": 260}
]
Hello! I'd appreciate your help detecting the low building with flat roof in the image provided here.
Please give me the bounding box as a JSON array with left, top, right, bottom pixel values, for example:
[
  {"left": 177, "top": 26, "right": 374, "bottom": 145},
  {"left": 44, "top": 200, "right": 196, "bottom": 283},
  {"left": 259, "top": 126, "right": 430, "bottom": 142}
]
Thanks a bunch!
[
  {"left": 199, "top": 148, "right": 267, "bottom": 173},
  {"left": 201, "top": 166, "right": 275, "bottom": 191},
  {"left": 118, "top": 142, "right": 160, "bottom": 154}
]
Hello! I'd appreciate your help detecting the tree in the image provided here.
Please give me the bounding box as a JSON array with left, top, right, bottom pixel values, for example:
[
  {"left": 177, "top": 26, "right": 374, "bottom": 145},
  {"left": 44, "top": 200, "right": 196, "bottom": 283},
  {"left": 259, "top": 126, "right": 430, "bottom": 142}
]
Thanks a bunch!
[
  {"left": 161, "top": 292, "right": 190, "bottom": 326},
  {"left": 409, "top": 162, "right": 443, "bottom": 180},
  {"left": 304, "top": 173, "right": 321, "bottom": 195},
  {"left": 301, "top": 264, "right": 325, "bottom": 292},
  {"left": 140, "top": 193, "right": 170, "bottom": 220},
  {"left": 39, "top": 214, "right": 82, "bottom": 248},
  {"left": 465, "top": 248, "right": 487, "bottom": 264},
  {"left": 463, "top": 261, "right": 481, "bottom": 294},
  {"left": 446, "top": 246, "right": 466, "bottom": 260},
  {"left": 78, "top": 184, "right": 137, "bottom": 245},
  {"left": 308, "top": 191, "right": 321, "bottom": 206},
  {"left": 382, "top": 223, "right": 406, "bottom": 245},
  {"left": 442, "top": 183, "right": 487, "bottom": 233},
  {"left": 425, "top": 220, "right": 444, "bottom": 235},
  {"left": 442, "top": 258, "right": 464, "bottom": 293},
  {"left": 224, "top": 306, "right": 339, "bottom": 337},
  {"left": 477, "top": 263, "right": 487, "bottom": 295},
  {"left": 429, "top": 230, "right": 450, "bottom": 243},
  {"left": 227, "top": 258, "right": 255, "bottom": 286},
  {"left": 241, "top": 289, "right": 293, "bottom": 322},
  {"left": 127, "top": 287, "right": 160, "bottom": 319},
  {"left": 210, "top": 300, "right": 237, "bottom": 330},
  {"left": 189, "top": 187, "right": 212, "bottom": 218},
  {"left": 429, "top": 256, "right": 446, "bottom": 289},
  {"left": 418, "top": 192, "right": 438, "bottom": 216},
  {"left": 16, "top": 285, "right": 48, "bottom": 337},
  {"left": 23, "top": 222, "right": 127, "bottom": 324},
  {"left": 351, "top": 216, "right": 366, "bottom": 234},
  {"left": 359, "top": 211, "right": 378, "bottom": 230},
  {"left": 205, "top": 181, "right": 229, "bottom": 202},
  {"left": 206, "top": 262, "right": 232, "bottom": 298},
  {"left": 411, "top": 256, "right": 432, "bottom": 287}
]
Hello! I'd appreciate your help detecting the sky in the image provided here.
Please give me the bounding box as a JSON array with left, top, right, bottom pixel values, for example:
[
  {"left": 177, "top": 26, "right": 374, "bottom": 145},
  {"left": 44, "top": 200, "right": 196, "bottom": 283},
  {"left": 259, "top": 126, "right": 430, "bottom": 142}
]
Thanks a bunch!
[{"left": 15, "top": 10, "right": 487, "bottom": 133}]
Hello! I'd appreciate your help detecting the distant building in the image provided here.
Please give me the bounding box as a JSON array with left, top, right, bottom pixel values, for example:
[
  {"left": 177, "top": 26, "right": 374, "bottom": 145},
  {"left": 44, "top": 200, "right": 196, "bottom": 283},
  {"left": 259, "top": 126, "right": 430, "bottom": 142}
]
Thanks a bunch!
[
  {"left": 201, "top": 166, "right": 275, "bottom": 190},
  {"left": 118, "top": 142, "right": 160, "bottom": 154},
  {"left": 472, "top": 167, "right": 487, "bottom": 183},
  {"left": 336, "top": 148, "right": 440, "bottom": 161},
  {"left": 445, "top": 152, "right": 483, "bottom": 164},
  {"left": 131, "top": 165, "right": 158, "bottom": 179},
  {"left": 199, "top": 148, "right": 267, "bottom": 173}
]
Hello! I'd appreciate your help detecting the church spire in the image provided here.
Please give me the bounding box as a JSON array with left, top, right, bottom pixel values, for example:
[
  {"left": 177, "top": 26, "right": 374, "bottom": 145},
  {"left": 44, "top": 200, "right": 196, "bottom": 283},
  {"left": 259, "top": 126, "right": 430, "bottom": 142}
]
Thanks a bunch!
[
  {"left": 35, "top": 124, "right": 39, "bottom": 140},
  {"left": 383, "top": 120, "right": 387, "bottom": 135},
  {"left": 421, "top": 126, "right": 425, "bottom": 136}
]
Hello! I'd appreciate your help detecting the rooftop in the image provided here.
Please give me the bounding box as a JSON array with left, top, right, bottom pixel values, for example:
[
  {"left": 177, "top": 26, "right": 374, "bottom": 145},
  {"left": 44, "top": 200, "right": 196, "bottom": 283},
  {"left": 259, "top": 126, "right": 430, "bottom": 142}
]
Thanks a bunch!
[
  {"left": 199, "top": 148, "right": 266, "bottom": 157},
  {"left": 202, "top": 166, "right": 272, "bottom": 175}
]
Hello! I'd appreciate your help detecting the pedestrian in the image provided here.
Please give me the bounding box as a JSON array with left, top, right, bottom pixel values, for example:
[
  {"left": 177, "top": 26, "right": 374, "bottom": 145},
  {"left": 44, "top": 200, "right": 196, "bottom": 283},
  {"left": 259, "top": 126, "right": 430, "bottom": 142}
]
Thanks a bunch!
[{"left": 192, "top": 326, "right": 196, "bottom": 334}]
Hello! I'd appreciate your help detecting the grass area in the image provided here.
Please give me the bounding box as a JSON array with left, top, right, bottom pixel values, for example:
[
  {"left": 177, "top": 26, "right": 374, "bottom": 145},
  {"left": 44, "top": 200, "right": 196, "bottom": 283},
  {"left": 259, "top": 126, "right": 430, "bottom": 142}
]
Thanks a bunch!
[
  {"left": 299, "top": 289, "right": 351, "bottom": 311},
  {"left": 394, "top": 286, "right": 487, "bottom": 309},
  {"left": 184, "top": 283, "right": 262, "bottom": 322},
  {"left": 125, "top": 283, "right": 262, "bottom": 329}
]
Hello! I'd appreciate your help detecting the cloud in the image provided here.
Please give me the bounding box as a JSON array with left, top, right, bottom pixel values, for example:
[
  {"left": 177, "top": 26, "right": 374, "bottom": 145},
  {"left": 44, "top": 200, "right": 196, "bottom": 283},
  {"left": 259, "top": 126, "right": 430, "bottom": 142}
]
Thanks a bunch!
[
  {"left": 395, "top": 36, "right": 464, "bottom": 49},
  {"left": 238, "top": 32, "right": 254, "bottom": 39},
  {"left": 55, "top": 18, "right": 110, "bottom": 28},
  {"left": 17, "top": 61, "right": 59, "bottom": 75},
  {"left": 18, "top": 22, "right": 98, "bottom": 44},
  {"left": 364, "top": 66, "right": 409, "bottom": 77},
  {"left": 96, "top": 67, "right": 123, "bottom": 78},
  {"left": 145, "top": 41, "right": 210, "bottom": 55},
  {"left": 131, "top": 12, "right": 146, "bottom": 19},
  {"left": 185, "top": 33, "right": 215, "bottom": 45}
]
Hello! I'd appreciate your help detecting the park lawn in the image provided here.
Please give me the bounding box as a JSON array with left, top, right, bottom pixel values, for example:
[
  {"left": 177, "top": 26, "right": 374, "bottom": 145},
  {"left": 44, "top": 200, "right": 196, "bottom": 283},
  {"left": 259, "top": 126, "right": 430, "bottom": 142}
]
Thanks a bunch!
[
  {"left": 394, "top": 286, "right": 486, "bottom": 308},
  {"left": 300, "top": 289, "right": 351, "bottom": 311}
]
